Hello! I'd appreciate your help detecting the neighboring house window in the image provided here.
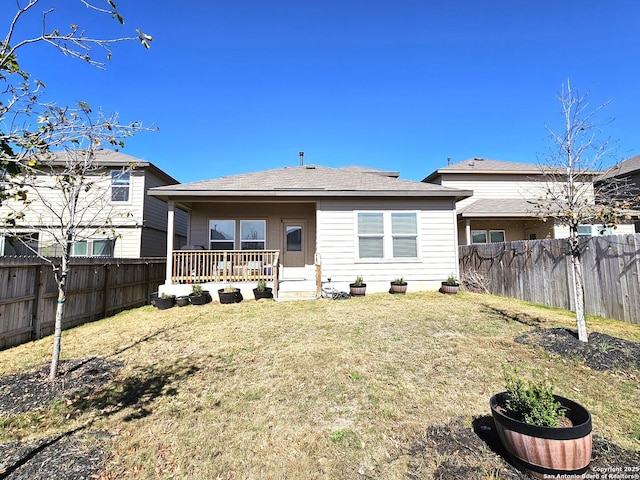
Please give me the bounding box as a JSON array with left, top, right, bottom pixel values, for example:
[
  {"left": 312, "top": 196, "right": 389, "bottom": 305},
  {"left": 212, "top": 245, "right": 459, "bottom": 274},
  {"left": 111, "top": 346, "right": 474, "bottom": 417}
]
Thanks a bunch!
[
  {"left": 489, "top": 230, "right": 505, "bottom": 243},
  {"left": 111, "top": 170, "right": 130, "bottom": 202},
  {"left": 240, "top": 220, "right": 266, "bottom": 250},
  {"left": 472, "top": 230, "right": 505, "bottom": 244},
  {"left": 577, "top": 225, "right": 592, "bottom": 237},
  {"left": 209, "top": 220, "right": 235, "bottom": 250},
  {"left": 0, "top": 233, "right": 38, "bottom": 256},
  {"left": 471, "top": 230, "right": 487, "bottom": 244},
  {"left": 92, "top": 239, "right": 114, "bottom": 256},
  {"left": 71, "top": 239, "right": 114, "bottom": 257},
  {"left": 577, "top": 225, "right": 614, "bottom": 237},
  {"left": 357, "top": 212, "right": 418, "bottom": 259}
]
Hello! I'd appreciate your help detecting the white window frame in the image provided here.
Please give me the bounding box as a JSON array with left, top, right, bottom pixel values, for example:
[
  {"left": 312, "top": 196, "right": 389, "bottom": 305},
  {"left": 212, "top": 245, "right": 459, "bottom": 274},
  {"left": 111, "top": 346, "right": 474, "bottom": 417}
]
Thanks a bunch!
[
  {"left": 209, "top": 220, "right": 236, "bottom": 250},
  {"left": 71, "top": 238, "right": 114, "bottom": 257},
  {"left": 472, "top": 230, "right": 505, "bottom": 244},
  {"left": 240, "top": 220, "right": 267, "bottom": 250},
  {"left": 471, "top": 230, "right": 487, "bottom": 244},
  {"left": 489, "top": 230, "right": 506, "bottom": 243},
  {"left": 110, "top": 170, "right": 131, "bottom": 203},
  {"left": 355, "top": 211, "right": 419, "bottom": 261}
]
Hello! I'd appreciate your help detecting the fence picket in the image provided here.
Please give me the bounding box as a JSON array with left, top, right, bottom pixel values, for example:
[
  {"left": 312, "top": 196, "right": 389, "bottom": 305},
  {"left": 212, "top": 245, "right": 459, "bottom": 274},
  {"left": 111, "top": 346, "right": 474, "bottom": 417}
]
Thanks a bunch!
[{"left": 459, "top": 234, "right": 640, "bottom": 325}]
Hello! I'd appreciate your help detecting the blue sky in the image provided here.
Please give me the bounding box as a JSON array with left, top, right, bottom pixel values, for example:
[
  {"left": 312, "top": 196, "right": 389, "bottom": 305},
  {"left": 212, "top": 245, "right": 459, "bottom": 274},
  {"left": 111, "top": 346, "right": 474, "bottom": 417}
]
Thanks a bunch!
[{"left": 8, "top": 0, "right": 640, "bottom": 183}]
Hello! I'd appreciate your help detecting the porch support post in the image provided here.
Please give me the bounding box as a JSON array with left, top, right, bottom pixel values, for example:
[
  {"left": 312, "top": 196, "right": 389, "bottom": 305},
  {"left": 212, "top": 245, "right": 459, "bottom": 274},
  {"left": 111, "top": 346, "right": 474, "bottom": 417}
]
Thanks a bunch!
[
  {"left": 165, "top": 200, "right": 175, "bottom": 286},
  {"left": 465, "top": 219, "right": 471, "bottom": 246}
]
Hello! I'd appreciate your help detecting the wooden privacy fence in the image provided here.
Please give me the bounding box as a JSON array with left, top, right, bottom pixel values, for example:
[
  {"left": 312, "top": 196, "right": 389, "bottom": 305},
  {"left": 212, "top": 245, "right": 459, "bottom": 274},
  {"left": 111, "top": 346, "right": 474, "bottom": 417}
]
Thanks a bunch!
[
  {"left": 0, "top": 257, "right": 166, "bottom": 350},
  {"left": 459, "top": 234, "right": 640, "bottom": 325}
]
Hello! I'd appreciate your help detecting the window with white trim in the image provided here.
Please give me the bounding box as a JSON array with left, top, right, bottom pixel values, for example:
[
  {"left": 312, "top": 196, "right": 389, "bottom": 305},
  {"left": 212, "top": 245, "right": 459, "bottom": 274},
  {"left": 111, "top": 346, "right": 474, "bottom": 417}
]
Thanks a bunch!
[
  {"left": 357, "top": 211, "right": 418, "bottom": 260},
  {"left": 111, "top": 170, "right": 130, "bottom": 202},
  {"left": 240, "top": 220, "right": 266, "bottom": 250},
  {"left": 70, "top": 239, "right": 114, "bottom": 257},
  {"left": 472, "top": 230, "right": 505, "bottom": 244},
  {"left": 209, "top": 220, "right": 236, "bottom": 250}
]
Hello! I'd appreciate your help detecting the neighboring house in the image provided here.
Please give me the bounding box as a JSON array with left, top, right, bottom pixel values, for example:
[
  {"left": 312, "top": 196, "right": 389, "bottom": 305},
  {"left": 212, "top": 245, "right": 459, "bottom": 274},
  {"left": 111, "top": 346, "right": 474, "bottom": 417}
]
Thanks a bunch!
[
  {"left": 422, "top": 157, "right": 636, "bottom": 246},
  {"left": 0, "top": 149, "right": 188, "bottom": 258},
  {"left": 597, "top": 154, "right": 640, "bottom": 233},
  {"left": 148, "top": 164, "right": 471, "bottom": 298}
]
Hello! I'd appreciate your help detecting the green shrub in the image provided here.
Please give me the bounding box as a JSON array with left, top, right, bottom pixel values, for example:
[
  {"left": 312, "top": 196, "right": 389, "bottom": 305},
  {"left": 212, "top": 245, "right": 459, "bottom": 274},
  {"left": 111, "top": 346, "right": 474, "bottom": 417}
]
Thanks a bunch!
[{"left": 502, "top": 366, "right": 566, "bottom": 427}]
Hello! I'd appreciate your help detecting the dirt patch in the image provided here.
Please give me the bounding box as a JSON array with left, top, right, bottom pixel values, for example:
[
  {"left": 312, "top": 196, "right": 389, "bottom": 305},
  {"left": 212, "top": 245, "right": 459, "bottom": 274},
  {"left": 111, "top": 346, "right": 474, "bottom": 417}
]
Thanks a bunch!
[
  {"left": 0, "top": 430, "right": 111, "bottom": 480},
  {"left": 515, "top": 328, "right": 640, "bottom": 372},
  {"left": 0, "top": 357, "right": 123, "bottom": 415},
  {"left": 405, "top": 416, "right": 640, "bottom": 479}
]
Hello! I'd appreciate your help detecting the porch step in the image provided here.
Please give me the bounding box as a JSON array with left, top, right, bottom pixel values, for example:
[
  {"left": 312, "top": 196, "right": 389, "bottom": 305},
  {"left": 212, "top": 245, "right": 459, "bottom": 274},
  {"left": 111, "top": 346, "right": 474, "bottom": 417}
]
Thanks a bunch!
[{"left": 276, "top": 280, "right": 319, "bottom": 301}]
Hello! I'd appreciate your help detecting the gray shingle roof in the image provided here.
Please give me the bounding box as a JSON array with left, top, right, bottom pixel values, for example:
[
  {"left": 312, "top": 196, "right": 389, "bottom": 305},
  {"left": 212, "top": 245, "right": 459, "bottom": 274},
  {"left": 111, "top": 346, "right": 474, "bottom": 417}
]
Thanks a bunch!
[
  {"left": 422, "top": 157, "right": 575, "bottom": 182},
  {"left": 149, "top": 165, "right": 471, "bottom": 200},
  {"left": 599, "top": 155, "right": 640, "bottom": 179},
  {"left": 458, "top": 198, "right": 539, "bottom": 218}
]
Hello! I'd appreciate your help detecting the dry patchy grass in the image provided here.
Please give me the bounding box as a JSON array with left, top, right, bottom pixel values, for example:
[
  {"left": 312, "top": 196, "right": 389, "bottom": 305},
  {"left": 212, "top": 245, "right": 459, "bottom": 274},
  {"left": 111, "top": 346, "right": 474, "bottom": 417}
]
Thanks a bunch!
[{"left": 0, "top": 291, "right": 639, "bottom": 479}]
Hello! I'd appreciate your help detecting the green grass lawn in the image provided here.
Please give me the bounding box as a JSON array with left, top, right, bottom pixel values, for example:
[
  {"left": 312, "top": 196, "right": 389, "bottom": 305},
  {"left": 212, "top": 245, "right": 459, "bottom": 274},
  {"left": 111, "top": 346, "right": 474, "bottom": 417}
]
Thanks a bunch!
[{"left": 1, "top": 291, "right": 639, "bottom": 479}]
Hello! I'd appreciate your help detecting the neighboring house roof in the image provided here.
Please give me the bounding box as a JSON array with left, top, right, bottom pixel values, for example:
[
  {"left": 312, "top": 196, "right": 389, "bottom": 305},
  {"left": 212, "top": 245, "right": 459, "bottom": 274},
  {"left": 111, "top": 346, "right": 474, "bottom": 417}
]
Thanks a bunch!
[
  {"left": 598, "top": 154, "right": 640, "bottom": 180},
  {"left": 422, "top": 157, "right": 595, "bottom": 183},
  {"left": 458, "top": 198, "right": 539, "bottom": 218},
  {"left": 39, "top": 149, "right": 180, "bottom": 185},
  {"left": 149, "top": 165, "right": 472, "bottom": 201}
]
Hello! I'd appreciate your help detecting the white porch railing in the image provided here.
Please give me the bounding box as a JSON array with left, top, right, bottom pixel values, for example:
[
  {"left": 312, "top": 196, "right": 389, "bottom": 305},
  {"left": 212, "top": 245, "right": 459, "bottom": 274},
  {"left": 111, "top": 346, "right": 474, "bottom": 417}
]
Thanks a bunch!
[{"left": 172, "top": 250, "right": 280, "bottom": 286}]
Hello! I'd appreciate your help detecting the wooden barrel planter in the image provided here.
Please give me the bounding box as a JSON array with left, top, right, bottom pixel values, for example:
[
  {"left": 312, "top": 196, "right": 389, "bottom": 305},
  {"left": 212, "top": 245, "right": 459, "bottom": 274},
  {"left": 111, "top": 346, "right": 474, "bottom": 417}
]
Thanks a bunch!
[
  {"left": 389, "top": 282, "right": 407, "bottom": 294},
  {"left": 349, "top": 283, "right": 366, "bottom": 296},
  {"left": 440, "top": 282, "right": 459, "bottom": 294},
  {"left": 490, "top": 392, "right": 592, "bottom": 478}
]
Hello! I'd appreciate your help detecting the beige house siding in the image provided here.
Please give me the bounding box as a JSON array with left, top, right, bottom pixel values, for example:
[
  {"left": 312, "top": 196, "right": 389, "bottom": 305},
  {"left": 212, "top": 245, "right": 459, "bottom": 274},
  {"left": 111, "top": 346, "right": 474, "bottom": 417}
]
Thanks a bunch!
[
  {"left": 0, "top": 162, "right": 184, "bottom": 258},
  {"left": 438, "top": 173, "right": 595, "bottom": 210},
  {"left": 316, "top": 198, "right": 459, "bottom": 292},
  {"left": 187, "top": 201, "right": 316, "bottom": 256}
]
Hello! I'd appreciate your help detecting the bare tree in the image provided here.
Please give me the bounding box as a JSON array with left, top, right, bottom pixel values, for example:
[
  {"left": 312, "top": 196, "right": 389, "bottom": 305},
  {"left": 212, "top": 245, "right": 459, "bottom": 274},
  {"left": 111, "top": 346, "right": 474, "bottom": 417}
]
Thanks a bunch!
[
  {"left": 534, "top": 80, "right": 639, "bottom": 342},
  {"left": 1, "top": 0, "right": 151, "bottom": 207},
  {"left": 0, "top": 1, "right": 152, "bottom": 377},
  {"left": 2, "top": 103, "right": 144, "bottom": 378}
]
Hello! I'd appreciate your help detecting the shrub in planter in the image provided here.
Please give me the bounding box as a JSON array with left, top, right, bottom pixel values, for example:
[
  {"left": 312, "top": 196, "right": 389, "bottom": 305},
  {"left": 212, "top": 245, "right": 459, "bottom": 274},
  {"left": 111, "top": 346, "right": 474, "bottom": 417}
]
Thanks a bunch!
[
  {"left": 490, "top": 367, "right": 592, "bottom": 478},
  {"left": 155, "top": 293, "right": 175, "bottom": 310},
  {"left": 389, "top": 277, "right": 407, "bottom": 294},
  {"left": 349, "top": 276, "right": 366, "bottom": 296},
  {"left": 253, "top": 279, "right": 273, "bottom": 300},
  {"left": 218, "top": 285, "right": 243, "bottom": 304},
  {"left": 189, "top": 284, "right": 211, "bottom": 305},
  {"left": 440, "top": 274, "right": 460, "bottom": 294}
]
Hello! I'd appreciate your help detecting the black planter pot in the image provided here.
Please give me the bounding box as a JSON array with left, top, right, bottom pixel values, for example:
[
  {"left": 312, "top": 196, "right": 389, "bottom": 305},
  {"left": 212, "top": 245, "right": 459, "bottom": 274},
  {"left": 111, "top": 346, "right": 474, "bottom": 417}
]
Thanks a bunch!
[
  {"left": 253, "top": 287, "right": 273, "bottom": 300},
  {"left": 189, "top": 291, "right": 212, "bottom": 305},
  {"left": 349, "top": 283, "right": 367, "bottom": 296},
  {"left": 490, "top": 392, "right": 592, "bottom": 478},
  {"left": 155, "top": 296, "right": 175, "bottom": 310},
  {"left": 176, "top": 295, "right": 190, "bottom": 307},
  {"left": 218, "top": 289, "right": 243, "bottom": 304}
]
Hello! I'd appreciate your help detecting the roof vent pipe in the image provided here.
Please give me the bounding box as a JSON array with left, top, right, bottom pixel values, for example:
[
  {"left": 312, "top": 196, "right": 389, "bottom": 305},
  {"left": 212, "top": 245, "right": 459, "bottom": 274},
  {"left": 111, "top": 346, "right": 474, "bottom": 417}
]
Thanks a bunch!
[
  {"left": 447, "top": 157, "right": 451, "bottom": 166},
  {"left": 299, "top": 151, "right": 304, "bottom": 166}
]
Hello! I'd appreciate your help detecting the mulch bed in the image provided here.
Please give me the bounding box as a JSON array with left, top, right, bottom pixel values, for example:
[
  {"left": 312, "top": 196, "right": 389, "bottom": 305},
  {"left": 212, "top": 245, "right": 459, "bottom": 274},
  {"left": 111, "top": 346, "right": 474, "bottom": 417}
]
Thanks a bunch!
[{"left": 0, "top": 330, "right": 639, "bottom": 479}]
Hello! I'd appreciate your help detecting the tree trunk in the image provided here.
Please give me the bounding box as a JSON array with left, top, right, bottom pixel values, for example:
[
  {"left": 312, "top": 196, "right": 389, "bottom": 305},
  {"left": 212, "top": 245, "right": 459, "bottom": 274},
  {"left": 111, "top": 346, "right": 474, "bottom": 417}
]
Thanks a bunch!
[
  {"left": 49, "top": 259, "right": 68, "bottom": 379},
  {"left": 569, "top": 237, "right": 588, "bottom": 342}
]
